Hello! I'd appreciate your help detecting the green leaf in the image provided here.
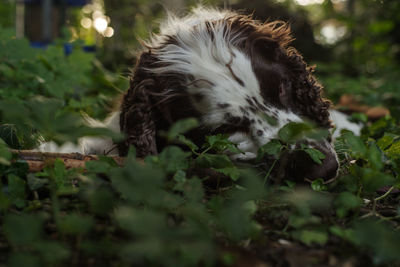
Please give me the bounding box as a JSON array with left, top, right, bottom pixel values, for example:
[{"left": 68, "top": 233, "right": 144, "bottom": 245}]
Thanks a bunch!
[
  {"left": 172, "top": 170, "right": 187, "bottom": 192},
  {"left": 261, "top": 114, "right": 278, "bottom": 126},
  {"left": 27, "top": 174, "right": 48, "bottom": 191},
  {"left": 329, "top": 226, "right": 356, "bottom": 243},
  {"left": 311, "top": 178, "right": 328, "bottom": 191},
  {"left": 0, "top": 138, "right": 11, "bottom": 165},
  {"left": 110, "top": 155, "right": 165, "bottom": 205},
  {"left": 334, "top": 192, "right": 362, "bottom": 218},
  {"left": 368, "top": 143, "right": 383, "bottom": 170},
  {"left": 213, "top": 167, "right": 240, "bottom": 181},
  {"left": 343, "top": 132, "right": 367, "bottom": 157},
  {"left": 204, "top": 134, "right": 242, "bottom": 154},
  {"left": 158, "top": 146, "right": 191, "bottom": 173},
  {"left": 278, "top": 122, "right": 327, "bottom": 144},
  {"left": 3, "top": 214, "right": 43, "bottom": 245},
  {"left": 385, "top": 141, "right": 400, "bottom": 159},
  {"left": 5, "top": 161, "right": 30, "bottom": 178},
  {"left": 256, "top": 140, "right": 282, "bottom": 161},
  {"left": 195, "top": 153, "right": 234, "bottom": 169},
  {"left": 85, "top": 160, "right": 113, "bottom": 173},
  {"left": 166, "top": 118, "right": 199, "bottom": 140},
  {"left": 58, "top": 213, "right": 94, "bottom": 235},
  {"left": 0, "top": 184, "right": 10, "bottom": 211},
  {"left": 359, "top": 168, "right": 395, "bottom": 193},
  {"left": 377, "top": 134, "right": 396, "bottom": 150},
  {"left": 34, "top": 241, "right": 70, "bottom": 264},
  {"left": 87, "top": 187, "right": 115, "bottom": 215},
  {"left": 7, "top": 174, "right": 27, "bottom": 208},
  {"left": 51, "top": 159, "right": 75, "bottom": 194},
  {"left": 115, "top": 206, "right": 165, "bottom": 237},
  {"left": 291, "top": 229, "right": 328, "bottom": 246},
  {"left": 242, "top": 200, "right": 258, "bottom": 216},
  {"left": 183, "top": 177, "right": 204, "bottom": 202},
  {"left": 351, "top": 219, "right": 400, "bottom": 264},
  {"left": 304, "top": 147, "right": 326, "bottom": 165},
  {"left": 8, "top": 252, "right": 40, "bottom": 267},
  {"left": 0, "top": 124, "right": 20, "bottom": 149},
  {"left": 177, "top": 134, "right": 199, "bottom": 152}
]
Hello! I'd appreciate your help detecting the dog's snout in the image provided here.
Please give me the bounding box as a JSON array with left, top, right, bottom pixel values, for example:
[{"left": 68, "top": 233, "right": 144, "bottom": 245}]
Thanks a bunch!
[{"left": 289, "top": 141, "right": 339, "bottom": 182}]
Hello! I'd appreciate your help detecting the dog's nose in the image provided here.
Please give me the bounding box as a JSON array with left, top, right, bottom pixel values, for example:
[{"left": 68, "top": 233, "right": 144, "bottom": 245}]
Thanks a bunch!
[{"left": 289, "top": 141, "right": 339, "bottom": 182}]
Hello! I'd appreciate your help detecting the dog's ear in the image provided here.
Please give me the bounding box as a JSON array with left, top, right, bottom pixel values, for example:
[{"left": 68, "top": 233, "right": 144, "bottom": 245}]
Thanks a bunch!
[
  {"left": 286, "top": 50, "right": 332, "bottom": 128},
  {"left": 119, "top": 78, "right": 158, "bottom": 157},
  {"left": 118, "top": 52, "right": 159, "bottom": 157},
  {"left": 250, "top": 37, "right": 280, "bottom": 61}
]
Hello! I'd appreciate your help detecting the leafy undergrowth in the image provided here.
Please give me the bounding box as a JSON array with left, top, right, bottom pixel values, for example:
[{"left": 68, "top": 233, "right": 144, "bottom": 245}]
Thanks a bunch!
[
  {"left": 1, "top": 26, "right": 400, "bottom": 267},
  {"left": 1, "top": 116, "right": 400, "bottom": 267},
  {"left": 0, "top": 27, "right": 127, "bottom": 149}
]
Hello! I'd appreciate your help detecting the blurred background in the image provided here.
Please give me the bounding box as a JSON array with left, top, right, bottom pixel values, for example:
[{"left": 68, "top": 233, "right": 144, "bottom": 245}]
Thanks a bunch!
[{"left": 0, "top": 0, "right": 399, "bottom": 119}]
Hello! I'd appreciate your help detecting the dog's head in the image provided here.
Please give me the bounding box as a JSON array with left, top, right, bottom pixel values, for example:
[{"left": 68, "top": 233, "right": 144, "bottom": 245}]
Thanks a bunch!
[{"left": 120, "top": 7, "right": 338, "bottom": 181}]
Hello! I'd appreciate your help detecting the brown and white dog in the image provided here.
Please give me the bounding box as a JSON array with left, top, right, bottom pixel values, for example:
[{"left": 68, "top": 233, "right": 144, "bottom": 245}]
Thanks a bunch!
[
  {"left": 42, "top": 7, "right": 363, "bottom": 181},
  {"left": 117, "top": 6, "right": 338, "bottom": 181}
]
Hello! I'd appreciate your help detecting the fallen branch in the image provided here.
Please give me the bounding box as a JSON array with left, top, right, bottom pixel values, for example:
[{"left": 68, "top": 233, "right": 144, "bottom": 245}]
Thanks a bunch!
[{"left": 10, "top": 150, "right": 125, "bottom": 172}]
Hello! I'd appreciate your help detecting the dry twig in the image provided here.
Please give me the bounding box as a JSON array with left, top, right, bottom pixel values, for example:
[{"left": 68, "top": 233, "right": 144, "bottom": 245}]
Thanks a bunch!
[{"left": 10, "top": 150, "right": 125, "bottom": 172}]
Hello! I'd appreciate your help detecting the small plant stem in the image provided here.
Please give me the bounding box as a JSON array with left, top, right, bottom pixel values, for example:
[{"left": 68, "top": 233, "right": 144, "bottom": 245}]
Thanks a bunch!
[
  {"left": 51, "top": 187, "right": 61, "bottom": 225},
  {"left": 200, "top": 146, "right": 213, "bottom": 156},
  {"left": 282, "top": 221, "right": 290, "bottom": 233},
  {"left": 379, "top": 215, "right": 400, "bottom": 222},
  {"left": 263, "top": 159, "right": 277, "bottom": 186},
  {"left": 374, "top": 186, "right": 395, "bottom": 202}
]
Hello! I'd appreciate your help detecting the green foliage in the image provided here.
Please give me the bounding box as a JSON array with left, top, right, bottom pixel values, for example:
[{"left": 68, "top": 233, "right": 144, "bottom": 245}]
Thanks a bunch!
[
  {"left": 0, "top": 1, "right": 14, "bottom": 28},
  {"left": 0, "top": 27, "right": 127, "bottom": 148},
  {"left": 2, "top": 93, "right": 400, "bottom": 267},
  {"left": 2, "top": 1, "right": 400, "bottom": 264}
]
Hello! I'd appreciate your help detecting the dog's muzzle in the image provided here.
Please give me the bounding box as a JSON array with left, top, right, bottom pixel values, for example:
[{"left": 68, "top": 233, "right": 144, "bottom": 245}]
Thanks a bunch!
[{"left": 284, "top": 140, "right": 339, "bottom": 182}]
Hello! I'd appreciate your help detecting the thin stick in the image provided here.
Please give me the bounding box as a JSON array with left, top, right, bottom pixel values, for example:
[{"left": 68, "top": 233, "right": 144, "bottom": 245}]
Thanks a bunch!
[{"left": 10, "top": 149, "right": 125, "bottom": 172}]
